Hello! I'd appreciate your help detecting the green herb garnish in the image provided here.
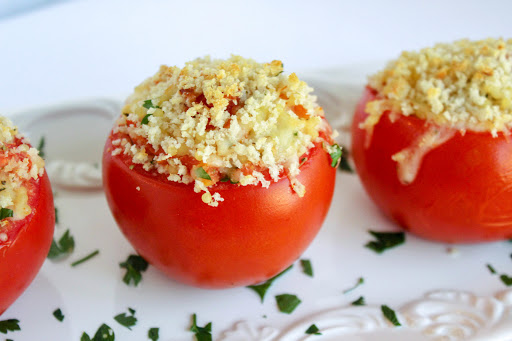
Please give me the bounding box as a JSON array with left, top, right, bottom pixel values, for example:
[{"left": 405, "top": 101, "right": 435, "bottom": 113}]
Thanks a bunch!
[
  {"left": 381, "top": 305, "right": 401, "bottom": 327},
  {"left": 129, "top": 165, "right": 135, "bottom": 170},
  {"left": 220, "top": 176, "right": 238, "bottom": 184},
  {"left": 71, "top": 249, "right": 100, "bottom": 267},
  {"left": 143, "top": 100, "right": 160, "bottom": 109},
  {"left": 189, "top": 313, "right": 212, "bottom": 341},
  {"left": 0, "top": 319, "right": 20, "bottom": 334},
  {"left": 148, "top": 327, "right": 159, "bottom": 341},
  {"left": 351, "top": 296, "right": 366, "bottom": 306},
  {"left": 247, "top": 265, "right": 293, "bottom": 302},
  {"left": 365, "top": 230, "right": 405, "bottom": 254},
  {"left": 305, "top": 324, "right": 321, "bottom": 335},
  {"left": 81, "top": 323, "right": 115, "bottom": 341},
  {"left": 343, "top": 277, "right": 364, "bottom": 294},
  {"left": 300, "top": 259, "right": 313, "bottom": 277},
  {"left": 0, "top": 208, "right": 13, "bottom": 220},
  {"left": 119, "top": 254, "right": 149, "bottom": 286},
  {"left": 329, "top": 144, "right": 342, "bottom": 167},
  {"left": 300, "top": 157, "right": 308, "bottom": 166},
  {"left": 338, "top": 146, "right": 353, "bottom": 173},
  {"left": 114, "top": 308, "right": 137, "bottom": 330},
  {"left": 500, "top": 274, "right": 512, "bottom": 286},
  {"left": 276, "top": 294, "right": 301, "bottom": 314},
  {"left": 487, "top": 264, "right": 497, "bottom": 274},
  {"left": 195, "top": 167, "right": 211, "bottom": 180},
  {"left": 53, "top": 308, "right": 64, "bottom": 322},
  {"left": 141, "top": 114, "right": 153, "bottom": 125},
  {"left": 54, "top": 207, "right": 59, "bottom": 225},
  {"left": 37, "top": 136, "right": 45, "bottom": 158},
  {"left": 47, "top": 229, "right": 75, "bottom": 259}
]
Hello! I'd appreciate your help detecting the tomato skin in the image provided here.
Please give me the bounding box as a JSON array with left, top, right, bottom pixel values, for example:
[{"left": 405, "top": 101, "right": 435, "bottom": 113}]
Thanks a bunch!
[
  {"left": 352, "top": 87, "right": 512, "bottom": 243},
  {"left": 0, "top": 172, "right": 54, "bottom": 314},
  {"left": 103, "top": 134, "right": 336, "bottom": 288}
]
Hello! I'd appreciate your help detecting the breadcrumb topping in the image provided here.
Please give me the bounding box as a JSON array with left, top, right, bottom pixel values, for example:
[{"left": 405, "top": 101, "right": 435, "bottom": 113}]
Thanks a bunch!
[
  {"left": 0, "top": 116, "right": 45, "bottom": 220},
  {"left": 365, "top": 38, "right": 512, "bottom": 135},
  {"left": 112, "top": 56, "right": 333, "bottom": 206}
]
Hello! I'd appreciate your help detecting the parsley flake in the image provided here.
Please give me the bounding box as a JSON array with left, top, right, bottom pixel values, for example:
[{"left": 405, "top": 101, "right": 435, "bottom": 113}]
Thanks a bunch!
[
  {"left": 114, "top": 308, "right": 137, "bottom": 330},
  {"left": 189, "top": 313, "right": 212, "bottom": 341},
  {"left": 54, "top": 207, "right": 59, "bottom": 225},
  {"left": 119, "top": 254, "right": 149, "bottom": 286},
  {"left": 143, "top": 100, "right": 160, "bottom": 110},
  {"left": 83, "top": 323, "right": 115, "bottom": 341},
  {"left": 247, "top": 265, "right": 292, "bottom": 302},
  {"left": 487, "top": 264, "right": 497, "bottom": 274},
  {"left": 53, "top": 308, "right": 64, "bottom": 322},
  {"left": 351, "top": 296, "right": 366, "bottom": 306},
  {"left": 47, "top": 229, "right": 75, "bottom": 259},
  {"left": 141, "top": 113, "right": 153, "bottom": 125},
  {"left": 195, "top": 167, "right": 211, "bottom": 180},
  {"left": 0, "top": 208, "right": 13, "bottom": 220},
  {"left": 343, "top": 277, "right": 364, "bottom": 294},
  {"left": 329, "top": 144, "right": 342, "bottom": 167},
  {"left": 365, "top": 230, "right": 405, "bottom": 253},
  {"left": 381, "top": 305, "right": 401, "bottom": 327},
  {"left": 300, "top": 259, "right": 313, "bottom": 277},
  {"left": 0, "top": 319, "right": 20, "bottom": 334},
  {"left": 275, "top": 294, "right": 301, "bottom": 314},
  {"left": 71, "top": 249, "right": 100, "bottom": 267},
  {"left": 500, "top": 274, "right": 512, "bottom": 286},
  {"left": 37, "top": 136, "right": 45, "bottom": 158},
  {"left": 148, "top": 327, "right": 159, "bottom": 341},
  {"left": 305, "top": 324, "right": 321, "bottom": 335},
  {"left": 337, "top": 145, "right": 353, "bottom": 173}
]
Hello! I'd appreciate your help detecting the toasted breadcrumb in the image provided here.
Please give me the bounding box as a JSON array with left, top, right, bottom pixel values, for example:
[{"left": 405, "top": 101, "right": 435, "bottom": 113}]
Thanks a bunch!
[
  {"left": 0, "top": 116, "right": 45, "bottom": 220},
  {"left": 365, "top": 38, "right": 512, "bottom": 136},
  {"left": 113, "top": 56, "right": 333, "bottom": 206}
]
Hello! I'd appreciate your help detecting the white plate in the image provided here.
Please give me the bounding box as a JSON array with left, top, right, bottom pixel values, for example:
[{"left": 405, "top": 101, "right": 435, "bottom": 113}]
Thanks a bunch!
[{"left": 3, "top": 66, "right": 512, "bottom": 341}]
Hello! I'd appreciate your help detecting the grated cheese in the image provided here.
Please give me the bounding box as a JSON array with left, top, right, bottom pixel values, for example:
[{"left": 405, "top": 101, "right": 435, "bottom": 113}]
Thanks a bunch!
[
  {"left": 112, "top": 56, "right": 333, "bottom": 206},
  {"left": 0, "top": 116, "right": 45, "bottom": 220},
  {"left": 365, "top": 38, "right": 512, "bottom": 136}
]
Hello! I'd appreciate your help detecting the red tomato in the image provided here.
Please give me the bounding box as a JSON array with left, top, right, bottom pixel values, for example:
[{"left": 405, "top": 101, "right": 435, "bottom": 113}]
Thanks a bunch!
[
  {"left": 103, "top": 133, "right": 336, "bottom": 288},
  {"left": 0, "top": 172, "right": 54, "bottom": 314},
  {"left": 352, "top": 87, "right": 512, "bottom": 243}
]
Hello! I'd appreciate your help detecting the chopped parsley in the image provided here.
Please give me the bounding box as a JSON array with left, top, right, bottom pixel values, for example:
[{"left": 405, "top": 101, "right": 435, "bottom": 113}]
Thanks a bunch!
[
  {"left": 300, "top": 157, "right": 308, "bottom": 166},
  {"left": 189, "top": 313, "right": 212, "bottom": 341},
  {"left": 119, "top": 254, "right": 149, "bottom": 287},
  {"left": 141, "top": 114, "right": 153, "bottom": 125},
  {"left": 247, "top": 265, "right": 293, "bottom": 302},
  {"left": 47, "top": 229, "right": 75, "bottom": 259},
  {"left": 81, "top": 323, "right": 115, "bottom": 341},
  {"left": 114, "top": 308, "right": 137, "bottom": 330},
  {"left": 365, "top": 230, "right": 405, "bottom": 254},
  {"left": 300, "top": 259, "right": 313, "bottom": 277},
  {"left": 71, "top": 249, "right": 100, "bottom": 267},
  {"left": 143, "top": 100, "right": 160, "bottom": 110},
  {"left": 195, "top": 167, "right": 211, "bottom": 180},
  {"left": 381, "top": 305, "right": 401, "bottom": 327},
  {"left": 305, "top": 324, "right": 321, "bottom": 335},
  {"left": 53, "top": 308, "right": 64, "bottom": 322},
  {"left": 337, "top": 145, "right": 353, "bottom": 173},
  {"left": 487, "top": 264, "right": 497, "bottom": 274},
  {"left": 220, "top": 176, "right": 238, "bottom": 184},
  {"left": 329, "top": 144, "right": 342, "bottom": 167},
  {"left": 343, "top": 277, "right": 364, "bottom": 294},
  {"left": 0, "top": 208, "right": 13, "bottom": 220},
  {"left": 351, "top": 296, "right": 366, "bottom": 306},
  {"left": 0, "top": 319, "right": 20, "bottom": 334},
  {"left": 54, "top": 207, "right": 59, "bottom": 225},
  {"left": 148, "top": 327, "right": 159, "bottom": 341},
  {"left": 37, "top": 136, "right": 45, "bottom": 158},
  {"left": 275, "top": 294, "right": 301, "bottom": 314},
  {"left": 500, "top": 274, "right": 512, "bottom": 286}
]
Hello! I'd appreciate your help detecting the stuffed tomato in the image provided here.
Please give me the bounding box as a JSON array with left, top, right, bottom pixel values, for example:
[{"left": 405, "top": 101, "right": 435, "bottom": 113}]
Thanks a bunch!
[
  {"left": 352, "top": 38, "right": 512, "bottom": 243},
  {"left": 0, "top": 116, "right": 54, "bottom": 313},
  {"left": 103, "top": 56, "right": 337, "bottom": 288}
]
